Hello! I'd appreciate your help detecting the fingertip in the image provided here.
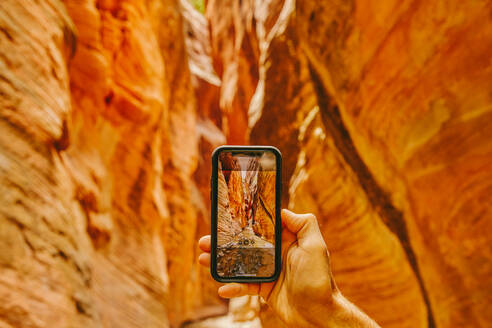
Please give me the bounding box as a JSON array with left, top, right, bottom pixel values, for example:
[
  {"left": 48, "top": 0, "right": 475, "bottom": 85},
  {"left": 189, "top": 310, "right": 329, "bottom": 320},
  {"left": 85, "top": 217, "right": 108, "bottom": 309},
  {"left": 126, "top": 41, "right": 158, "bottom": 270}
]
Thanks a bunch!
[
  {"left": 281, "top": 209, "right": 294, "bottom": 225},
  {"left": 198, "top": 253, "right": 210, "bottom": 266},
  {"left": 218, "top": 283, "right": 241, "bottom": 298},
  {"left": 217, "top": 283, "right": 259, "bottom": 298},
  {"left": 281, "top": 208, "right": 302, "bottom": 233},
  {"left": 281, "top": 209, "right": 288, "bottom": 227},
  {"left": 281, "top": 208, "right": 294, "bottom": 217},
  {"left": 198, "top": 235, "right": 211, "bottom": 252}
]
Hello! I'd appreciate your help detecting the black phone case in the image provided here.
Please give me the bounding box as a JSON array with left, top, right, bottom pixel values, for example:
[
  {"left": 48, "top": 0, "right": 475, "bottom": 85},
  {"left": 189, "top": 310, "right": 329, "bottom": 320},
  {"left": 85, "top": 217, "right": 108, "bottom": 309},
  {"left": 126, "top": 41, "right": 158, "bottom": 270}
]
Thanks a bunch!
[{"left": 210, "top": 145, "right": 282, "bottom": 283}]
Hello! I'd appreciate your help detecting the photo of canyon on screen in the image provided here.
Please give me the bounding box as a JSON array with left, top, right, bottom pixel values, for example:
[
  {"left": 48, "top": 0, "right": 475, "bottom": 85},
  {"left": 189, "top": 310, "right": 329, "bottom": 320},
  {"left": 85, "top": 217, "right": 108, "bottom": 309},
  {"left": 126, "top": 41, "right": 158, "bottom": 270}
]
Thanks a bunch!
[{"left": 217, "top": 151, "right": 276, "bottom": 277}]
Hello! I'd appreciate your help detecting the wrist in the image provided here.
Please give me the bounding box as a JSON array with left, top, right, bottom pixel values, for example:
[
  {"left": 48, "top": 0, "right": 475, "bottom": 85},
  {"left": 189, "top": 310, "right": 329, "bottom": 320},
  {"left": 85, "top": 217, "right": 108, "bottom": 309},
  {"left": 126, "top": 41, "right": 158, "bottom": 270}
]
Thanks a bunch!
[
  {"left": 328, "top": 292, "right": 381, "bottom": 328},
  {"left": 288, "top": 290, "right": 336, "bottom": 327},
  {"left": 288, "top": 291, "right": 380, "bottom": 328}
]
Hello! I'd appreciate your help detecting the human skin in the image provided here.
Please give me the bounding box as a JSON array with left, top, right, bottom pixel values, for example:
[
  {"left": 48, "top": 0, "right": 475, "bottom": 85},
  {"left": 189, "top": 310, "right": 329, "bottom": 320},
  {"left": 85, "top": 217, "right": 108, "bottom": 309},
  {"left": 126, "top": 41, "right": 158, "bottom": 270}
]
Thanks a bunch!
[{"left": 198, "top": 209, "right": 381, "bottom": 327}]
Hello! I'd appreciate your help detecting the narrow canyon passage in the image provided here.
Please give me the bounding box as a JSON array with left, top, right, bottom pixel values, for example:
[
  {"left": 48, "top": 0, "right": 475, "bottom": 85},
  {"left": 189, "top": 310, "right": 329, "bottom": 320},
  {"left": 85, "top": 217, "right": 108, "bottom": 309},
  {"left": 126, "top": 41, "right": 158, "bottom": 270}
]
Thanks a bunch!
[
  {"left": 0, "top": 0, "right": 490, "bottom": 327},
  {"left": 217, "top": 155, "right": 275, "bottom": 278}
]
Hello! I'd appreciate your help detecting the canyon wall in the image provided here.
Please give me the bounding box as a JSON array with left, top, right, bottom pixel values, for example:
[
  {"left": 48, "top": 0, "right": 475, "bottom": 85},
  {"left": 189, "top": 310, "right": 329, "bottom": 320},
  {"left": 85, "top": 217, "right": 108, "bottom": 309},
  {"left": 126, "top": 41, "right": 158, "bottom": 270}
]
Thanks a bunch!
[
  {"left": 217, "top": 168, "right": 241, "bottom": 246},
  {"left": 0, "top": 0, "right": 490, "bottom": 327},
  {"left": 0, "top": 0, "right": 225, "bottom": 327},
  {"left": 205, "top": 0, "right": 492, "bottom": 327},
  {"left": 296, "top": 1, "right": 492, "bottom": 327},
  {"left": 219, "top": 153, "right": 246, "bottom": 228},
  {"left": 253, "top": 170, "right": 276, "bottom": 244},
  {"left": 226, "top": 170, "right": 246, "bottom": 228}
]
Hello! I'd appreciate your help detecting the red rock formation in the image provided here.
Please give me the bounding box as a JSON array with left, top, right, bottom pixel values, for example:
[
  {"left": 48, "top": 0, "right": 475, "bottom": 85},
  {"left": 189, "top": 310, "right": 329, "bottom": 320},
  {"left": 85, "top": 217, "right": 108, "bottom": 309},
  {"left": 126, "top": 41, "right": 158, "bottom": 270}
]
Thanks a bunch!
[
  {"left": 0, "top": 2, "right": 90, "bottom": 327},
  {"left": 296, "top": 1, "right": 492, "bottom": 327},
  {"left": 252, "top": 170, "right": 276, "bottom": 244},
  {"left": 226, "top": 171, "right": 245, "bottom": 226},
  {"left": 0, "top": 0, "right": 225, "bottom": 327},
  {"left": 181, "top": 1, "right": 229, "bottom": 320},
  {"left": 217, "top": 168, "right": 242, "bottom": 246},
  {"left": 65, "top": 0, "right": 203, "bottom": 324},
  {"left": 206, "top": 0, "right": 260, "bottom": 144},
  {"left": 205, "top": 0, "right": 492, "bottom": 327},
  {"left": 2, "top": 0, "right": 491, "bottom": 327},
  {"left": 219, "top": 155, "right": 247, "bottom": 228},
  {"left": 243, "top": 156, "right": 275, "bottom": 244}
]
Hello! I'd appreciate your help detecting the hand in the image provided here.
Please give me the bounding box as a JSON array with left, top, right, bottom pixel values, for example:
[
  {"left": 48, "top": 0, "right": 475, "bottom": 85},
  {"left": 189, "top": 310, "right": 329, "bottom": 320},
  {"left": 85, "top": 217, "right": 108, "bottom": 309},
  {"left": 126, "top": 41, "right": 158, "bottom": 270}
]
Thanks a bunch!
[{"left": 198, "top": 209, "right": 380, "bottom": 327}]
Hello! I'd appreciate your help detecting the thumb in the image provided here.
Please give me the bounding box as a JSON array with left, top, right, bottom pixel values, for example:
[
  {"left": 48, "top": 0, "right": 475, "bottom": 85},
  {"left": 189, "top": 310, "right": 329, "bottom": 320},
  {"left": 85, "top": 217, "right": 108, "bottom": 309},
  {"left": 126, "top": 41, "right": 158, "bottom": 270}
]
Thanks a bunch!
[
  {"left": 217, "top": 283, "right": 259, "bottom": 298},
  {"left": 281, "top": 209, "right": 326, "bottom": 250}
]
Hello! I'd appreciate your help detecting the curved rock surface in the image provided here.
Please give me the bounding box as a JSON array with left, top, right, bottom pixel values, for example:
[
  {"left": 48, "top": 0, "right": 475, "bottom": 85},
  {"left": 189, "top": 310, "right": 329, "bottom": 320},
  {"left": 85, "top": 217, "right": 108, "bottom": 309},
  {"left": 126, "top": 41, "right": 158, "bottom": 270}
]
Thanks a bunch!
[
  {"left": 252, "top": 170, "right": 276, "bottom": 244},
  {"left": 296, "top": 1, "right": 492, "bottom": 327},
  {"left": 205, "top": 0, "right": 492, "bottom": 327},
  {"left": 217, "top": 169, "right": 241, "bottom": 246},
  {"left": 0, "top": 0, "right": 224, "bottom": 327},
  {"left": 1, "top": 0, "right": 490, "bottom": 327}
]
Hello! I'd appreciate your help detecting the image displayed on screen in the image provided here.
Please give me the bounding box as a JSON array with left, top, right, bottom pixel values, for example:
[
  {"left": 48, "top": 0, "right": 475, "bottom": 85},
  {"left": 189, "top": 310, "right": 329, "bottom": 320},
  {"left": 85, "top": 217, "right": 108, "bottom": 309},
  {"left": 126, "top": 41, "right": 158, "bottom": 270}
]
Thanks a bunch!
[{"left": 216, "top": 151, "right": 276, "bottom": 277}]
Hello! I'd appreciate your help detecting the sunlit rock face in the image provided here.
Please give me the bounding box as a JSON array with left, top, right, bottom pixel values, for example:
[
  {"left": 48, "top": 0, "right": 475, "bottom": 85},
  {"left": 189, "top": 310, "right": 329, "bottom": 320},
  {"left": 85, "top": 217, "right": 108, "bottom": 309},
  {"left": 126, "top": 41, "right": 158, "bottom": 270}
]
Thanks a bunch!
[
  {"left": 296, "top": 1, "right": 492, "bottom": 327},
  {"left": 206, "top": 0, "right": 425, "bottom": 326},
  {"left": 205, "top": 0, "right": 260, "bottom": 144},
  {"left": 217, "top": 169, "right": 242, "bottom": 246},
  {"left": 64, "top": 0, "right": 208, "bottom": 325},
  {"left": 252, "top": 170, "right": 276, "bottom": 244},
  {"left": 206, "top": 0, "right": 492, "bottom": 327},
  {"left": 2, "top": 0, "right": 491, "bottom": 327},
  {"left": 227, "top": 171, "right": 247, "bottom": 227},
  {"left": 0, "top": 0, "right": 225, "bottom": 327},
  {"left": 220, "top": 154, "right": 247, "bottom": 228},
  {"left": 0, "top": 2, "right": 90, "bottom": 328}
]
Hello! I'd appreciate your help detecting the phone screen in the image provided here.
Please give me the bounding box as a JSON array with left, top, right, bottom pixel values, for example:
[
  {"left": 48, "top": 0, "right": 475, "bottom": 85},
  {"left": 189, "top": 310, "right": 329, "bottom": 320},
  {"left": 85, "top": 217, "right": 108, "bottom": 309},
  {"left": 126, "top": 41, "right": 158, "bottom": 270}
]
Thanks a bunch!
[{"left": 215, "top": 150, "right": 277, "bottom": 278}]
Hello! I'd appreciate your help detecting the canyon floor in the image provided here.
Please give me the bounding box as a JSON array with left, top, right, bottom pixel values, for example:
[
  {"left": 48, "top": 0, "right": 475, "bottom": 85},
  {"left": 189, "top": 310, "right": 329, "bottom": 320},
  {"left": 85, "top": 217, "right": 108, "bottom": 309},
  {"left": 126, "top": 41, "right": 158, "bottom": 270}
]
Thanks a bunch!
[{"left": 217, "top": 227, "right": 275, "bottom": 277}]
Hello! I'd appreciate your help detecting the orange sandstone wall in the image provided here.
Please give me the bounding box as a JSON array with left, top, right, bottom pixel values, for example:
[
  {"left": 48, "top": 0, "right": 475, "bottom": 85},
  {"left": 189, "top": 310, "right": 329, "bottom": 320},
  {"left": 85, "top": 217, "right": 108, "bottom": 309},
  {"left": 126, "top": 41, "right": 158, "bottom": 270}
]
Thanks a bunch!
[
  {"left": 297, "top": 1, "right": 492, "bottom": 327},
  {"left": 205, "top": 0, "right": 492, "bottom": 327},
  {"left": 0, "top": 0, "right": 225, "bottom": 327},
  {"left": 1, "top": 0, "right": 491, "bottom": 327},
  {"left": 253, "top": 171, "right": 276, "bottom": 244}
]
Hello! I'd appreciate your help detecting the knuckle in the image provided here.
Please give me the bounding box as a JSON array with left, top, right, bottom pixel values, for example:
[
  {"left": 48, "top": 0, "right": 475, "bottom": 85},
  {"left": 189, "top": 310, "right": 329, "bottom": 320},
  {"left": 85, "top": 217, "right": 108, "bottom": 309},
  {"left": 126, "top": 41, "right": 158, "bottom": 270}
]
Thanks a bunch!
[{"left": 305, "top": 213, "right": 317, "bottom": 222}]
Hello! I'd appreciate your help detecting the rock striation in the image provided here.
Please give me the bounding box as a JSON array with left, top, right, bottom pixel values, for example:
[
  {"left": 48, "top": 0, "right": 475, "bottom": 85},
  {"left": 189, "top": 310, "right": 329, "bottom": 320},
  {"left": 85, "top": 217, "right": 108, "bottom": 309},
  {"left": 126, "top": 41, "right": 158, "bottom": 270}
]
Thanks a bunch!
[
  {"left": 1, "top": 0, "right": 491, "bottom": 327},
  {"left": 0, "top": 0, "right": 225, "bottom": 327},
  {"left": 296, "top": 1, "right": 492, "bottom": 327},
  {"left": 217, "top": 169, "right": 242, "bottom": 246},
  {"left": 205, "top": 0, "right": 492, "bottom": 327},
  {"left": 252, "top": 170, "right": 276, "bottom": 244}
]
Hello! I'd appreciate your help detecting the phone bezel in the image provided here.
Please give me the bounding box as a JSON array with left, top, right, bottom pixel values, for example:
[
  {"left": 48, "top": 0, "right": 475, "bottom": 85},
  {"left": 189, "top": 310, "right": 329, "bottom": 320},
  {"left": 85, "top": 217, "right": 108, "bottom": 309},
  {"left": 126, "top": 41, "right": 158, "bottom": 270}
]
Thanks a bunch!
[{"left": 210, "top": 145, "right": 282, "bottom": 283}]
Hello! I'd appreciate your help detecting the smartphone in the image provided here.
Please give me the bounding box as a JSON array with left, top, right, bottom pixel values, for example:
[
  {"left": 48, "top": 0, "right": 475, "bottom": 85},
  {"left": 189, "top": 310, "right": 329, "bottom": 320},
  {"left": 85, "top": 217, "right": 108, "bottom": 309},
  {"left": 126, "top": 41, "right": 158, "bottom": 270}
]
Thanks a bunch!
[{"left": 210, "top": 145, "right": 282, "bottom": 283}]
